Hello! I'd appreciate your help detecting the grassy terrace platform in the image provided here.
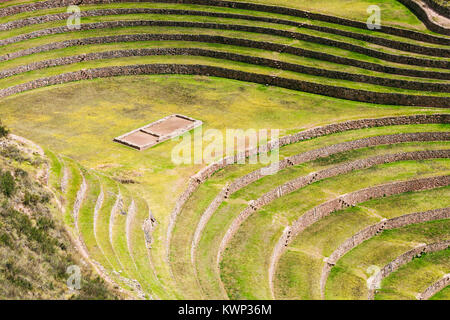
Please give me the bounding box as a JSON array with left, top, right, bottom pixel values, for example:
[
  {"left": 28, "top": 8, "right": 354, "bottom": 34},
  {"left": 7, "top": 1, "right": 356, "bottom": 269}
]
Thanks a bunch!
[
  {"left": 173, "top": 127, "right": 450, "bottom": 297},
  {"left": 0, "top": 0, "right": 438, "bottom": 33},
  {"left": 326, "top": 219, "right": 450, "bottom": 300},
  {"left": 1, "top": 0, "right": 449, "bottom": 300},
  {"left": 1, "top": 13, "right": 448, "bottom": 66},
  {"left": 0, "top": 2, "right": 447, "bottom": 107},
  {"left": 0, "top": 5, "right": 443, "bottom": 49},
  {"left": 2, "top": 55, "right": 449, "bottom": 98},
  {"left": 376, "top": 248, "right": 449, "bottom": 300},
  {"left": 4, "top": 74, "right": 447, "bottom": 299},
  {"left": 0, "top": 34, "right": 447, "bottom": 101},
  {"left": 2, "top": 39, "right": 448, "bottom": 82},
  {"left": 275, "top": 187, "right": 450, "bottom": 299},
  {"left": 60, "top": 156, "right": 83, "bottom": 229},
  {"left": 2, "top": 13, "right": 449, "bottom": 59},
  {"left": 218, "top": 163, "right": 449, "bottom": 299},
  {"left": 431, "top": 285, "right": 450, "bottom": 299},
  {"left": 175, "top": 130, "right": 450, "bottom": 299}
]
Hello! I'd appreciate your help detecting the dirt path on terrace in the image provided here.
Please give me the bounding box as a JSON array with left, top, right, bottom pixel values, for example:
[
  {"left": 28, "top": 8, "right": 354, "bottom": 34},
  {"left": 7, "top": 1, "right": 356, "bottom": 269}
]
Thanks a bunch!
[{"left": 416, "top": 0, "right": 450, "bottom": 27}]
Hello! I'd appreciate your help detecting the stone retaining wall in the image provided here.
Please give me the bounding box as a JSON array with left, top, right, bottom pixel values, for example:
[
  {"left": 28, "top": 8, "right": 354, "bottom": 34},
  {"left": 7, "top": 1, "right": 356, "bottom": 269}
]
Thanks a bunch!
[
  {"left": 321, "top": 207, "right": 450, "bottom": 299},
  {"left": 2, "top": 48, "right": 448, "bottom": 92},
  {"left": 2, "top": 20, "right": 448, "bottom": 69},
  {"left": 368, "top": 240, "right": 450, "bottom": 299},
  {"left": 168, "top": 115, "right": 449, "bottom": 260},
  {"left": 3, "top": 33, "right": 448, "bottom": 81},
  {"left": 1, "top": 0, "right": 448, "bottom": 45},
  {"left": 1, "top": 64, "right": 449, "bottom": 108},
  {"left": 1, "top": 7, "right": 448, "bottom": 58},
  {"left": 270, "top": 175, "right": 450, "bottom": 298},
  {"left": 215, "top": 146, "right": 450, "bottom": 264},
  {"left": 418, "top": 273, "right": 450, "bottom": 300}
]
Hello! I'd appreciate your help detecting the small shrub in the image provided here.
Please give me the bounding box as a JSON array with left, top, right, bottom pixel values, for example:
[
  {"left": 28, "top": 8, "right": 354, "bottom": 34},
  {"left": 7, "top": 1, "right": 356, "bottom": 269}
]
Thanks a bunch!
[
  {"left": 0, "top": 171, "right": 15, "bottom": 197},
  {"left": 36, "top": 216, "right": 54, "bottom": 231},
  {"left": 0, "top": 231, "right": 12, "bottom": 247},
  {"left": 23, "top": 191, "right": 39, "bottom": 206},
  {"left": 39, "top": 192, "right": 51, "bottom": 204},
  {"left": 14, "top": 168, "right": 28, "bottom": 178},
  {"left": 0, "top": 121, "right": 9, "bottom": 138}
]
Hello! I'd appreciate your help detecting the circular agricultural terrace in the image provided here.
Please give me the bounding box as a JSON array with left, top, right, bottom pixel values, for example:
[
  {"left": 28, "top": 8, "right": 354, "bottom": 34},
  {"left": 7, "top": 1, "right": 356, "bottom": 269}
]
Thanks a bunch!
[{"left": 0, "top": 0, "right": 449, "bottom": 300}]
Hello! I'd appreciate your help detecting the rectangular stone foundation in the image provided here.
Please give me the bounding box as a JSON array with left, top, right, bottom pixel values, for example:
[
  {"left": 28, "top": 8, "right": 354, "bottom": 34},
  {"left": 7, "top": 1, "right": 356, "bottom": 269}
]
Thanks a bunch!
[{"left": 114, "top": 114, "right": 202, "bottom": 150}]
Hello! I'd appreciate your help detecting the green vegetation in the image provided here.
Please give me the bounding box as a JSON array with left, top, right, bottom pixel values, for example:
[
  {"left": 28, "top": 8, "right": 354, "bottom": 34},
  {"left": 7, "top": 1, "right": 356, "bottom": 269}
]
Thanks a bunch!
[
  {"left": 275, "top": 186, "right": 450, "bottom": 299},
  {"left": 431, "top": 0, "right": 450, "bottom": 8},
  {"left": 0, "top": 171, "right": 15, "bottom": 197},
  {"left": 0, "top": 135, "right": 118, "bottom": 299},
  {"left": 188, "top": 139, "right": 449, "bottom": 299},
  {"left": 232, "top": 0, "right": 428, "bottom": 30},
  {"left": 0, "top": 120, "right": 9, "bottom": 138},
  {"left": 431, "top": 285, "right": 450, "bottom": 300},
  {"left": 327, "top": 219, "right": 450, "bottom": 300},
  {"left": 376, "top": 249, "right": 449, "bottom": 300}
]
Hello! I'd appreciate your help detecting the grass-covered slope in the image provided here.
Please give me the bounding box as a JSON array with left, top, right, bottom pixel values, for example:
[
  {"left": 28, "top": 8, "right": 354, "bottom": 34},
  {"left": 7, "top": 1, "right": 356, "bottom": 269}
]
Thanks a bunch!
[{"left": 0, "top": 128, "right": 118, "bottom": 299}]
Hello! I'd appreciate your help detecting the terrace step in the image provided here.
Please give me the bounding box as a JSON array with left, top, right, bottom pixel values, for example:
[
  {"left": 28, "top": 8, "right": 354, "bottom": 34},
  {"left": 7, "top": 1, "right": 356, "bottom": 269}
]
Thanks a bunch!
[
  {"left": 418, "top": 273, "right": 450, "bottom": 300},
  {"left": 2, "top": 33, "right": 448, "bottom": 80},
  {"left": 1, "top": 6, "right": 448, "bottom": 57},
  {"left": 172, "top": 124, "right": 450, "bottom": 299},
  {"left": 59, "top": 156, "right": 84, "bottom": 230},
  {"left": 193, "top": 149, "right": 449, "bottom": 298},
  {"left": 1, "top": 59, "right": 448, "bottom": 107},
  {"left": 127, "top": 196, "right": 169, "bottom": 299},
  {"left": 1, "top": 0, "right": 448, "bottom": 43},
  {"left": 1, "top": 48, "right": 449, "bottom": 92},
  {"left": 325, "top": 219, "right": 450, "bottom": 299},
  {"left": 76, "top": 167, "right": 115, "bottom": 273},
  {"left": 270, "top": 175, "right": 450, "bottom": 299},
  {"left": 110, "top": 184, "right": 155, "bottom": 299},
  {"left": 93, "top": 174, "right": 131, "bottom": 280},
  {"left": 2, "top": 20, "right": 449, "bottom": 68}
]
